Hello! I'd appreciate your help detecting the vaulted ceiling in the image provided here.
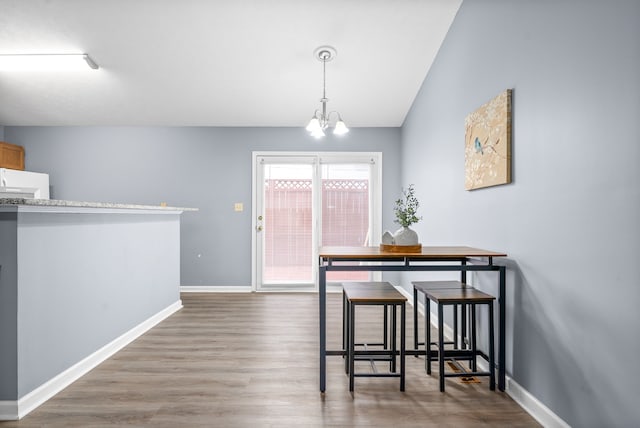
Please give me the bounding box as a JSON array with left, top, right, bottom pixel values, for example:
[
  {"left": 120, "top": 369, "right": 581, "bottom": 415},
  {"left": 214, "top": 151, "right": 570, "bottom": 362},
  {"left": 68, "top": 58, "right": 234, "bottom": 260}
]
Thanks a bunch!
[{"left": 0, "top": 0, "right": 461, "bottom": 127}]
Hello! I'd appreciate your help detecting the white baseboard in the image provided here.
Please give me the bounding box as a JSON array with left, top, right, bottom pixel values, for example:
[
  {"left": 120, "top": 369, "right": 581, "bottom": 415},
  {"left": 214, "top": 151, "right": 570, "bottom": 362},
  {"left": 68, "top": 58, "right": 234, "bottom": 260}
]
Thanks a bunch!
[
  {"left": 180, "top": 285, "right": 252, "bottom": 293},
  {"left": 0, "top": 401, "right": 18, "bottom": 421},
  {"left": 401, "top": 284, "right": 569, "bottom": 428},
  {"left": 506, "top": 377, "right": 570, "bottom": 428},
  {"left": 0, "top": 300, "right": 182, "bottom": 421}
]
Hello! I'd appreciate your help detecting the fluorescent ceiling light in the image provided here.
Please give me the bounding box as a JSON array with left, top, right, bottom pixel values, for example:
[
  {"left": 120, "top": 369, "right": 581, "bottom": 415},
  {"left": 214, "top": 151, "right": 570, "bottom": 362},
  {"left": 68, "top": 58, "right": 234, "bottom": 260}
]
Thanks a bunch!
[{"left": 0, "top": 54, "right": 99, "bottom": 71}]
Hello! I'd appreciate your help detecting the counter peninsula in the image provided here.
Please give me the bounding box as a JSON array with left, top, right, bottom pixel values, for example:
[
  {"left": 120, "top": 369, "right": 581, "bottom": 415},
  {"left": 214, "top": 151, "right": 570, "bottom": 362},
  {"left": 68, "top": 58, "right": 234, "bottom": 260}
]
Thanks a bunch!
[{"left": 0, "top": 198, "right": 197, "bottom": 420}]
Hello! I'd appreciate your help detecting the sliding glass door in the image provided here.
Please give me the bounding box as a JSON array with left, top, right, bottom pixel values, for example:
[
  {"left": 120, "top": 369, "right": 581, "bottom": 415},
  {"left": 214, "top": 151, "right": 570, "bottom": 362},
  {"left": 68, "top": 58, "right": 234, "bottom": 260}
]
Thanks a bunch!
[
  {"left": 256, "top": 157, "right": 316, "bottom": 288},
  {"left": 253, "top": 152, "right": 381, "bottom": 291}
]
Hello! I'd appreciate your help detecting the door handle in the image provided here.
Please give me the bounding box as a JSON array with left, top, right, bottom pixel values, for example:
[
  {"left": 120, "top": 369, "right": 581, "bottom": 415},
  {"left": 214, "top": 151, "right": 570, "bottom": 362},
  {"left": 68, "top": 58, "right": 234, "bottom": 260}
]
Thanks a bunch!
[{"left": 256, "top": 215, "right": 264, "bottom": 232}]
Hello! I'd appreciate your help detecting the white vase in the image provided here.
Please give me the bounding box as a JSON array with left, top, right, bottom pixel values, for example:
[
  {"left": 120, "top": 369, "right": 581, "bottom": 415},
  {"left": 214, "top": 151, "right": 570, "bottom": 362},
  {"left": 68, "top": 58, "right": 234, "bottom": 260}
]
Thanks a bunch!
[
  {"left": 393, "top": 226, "right": 419, "bottom": 245},
  {"left": 382, "top": 230, "right": 395, "bottom": 245}
]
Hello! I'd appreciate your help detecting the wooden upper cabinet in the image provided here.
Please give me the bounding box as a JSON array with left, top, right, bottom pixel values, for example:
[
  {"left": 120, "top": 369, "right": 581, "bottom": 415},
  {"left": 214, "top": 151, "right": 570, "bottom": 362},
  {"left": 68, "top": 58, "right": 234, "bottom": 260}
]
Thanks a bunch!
[{"left": 0, "top": 142, "right": 25, "bottom": 170}]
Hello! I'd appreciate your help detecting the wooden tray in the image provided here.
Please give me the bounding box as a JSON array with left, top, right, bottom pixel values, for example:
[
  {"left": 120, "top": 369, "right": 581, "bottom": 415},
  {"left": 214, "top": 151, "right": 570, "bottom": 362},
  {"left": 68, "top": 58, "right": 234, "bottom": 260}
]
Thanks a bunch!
[{"left": 379, "top": 243, "right": 422, "bottom": 253}]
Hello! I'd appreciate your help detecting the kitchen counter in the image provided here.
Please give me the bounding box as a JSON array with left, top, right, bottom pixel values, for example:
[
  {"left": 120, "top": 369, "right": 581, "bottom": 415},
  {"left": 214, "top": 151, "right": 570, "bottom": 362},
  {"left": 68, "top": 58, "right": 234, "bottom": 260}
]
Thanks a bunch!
[
  {"left": 0, "top": 198, "right": 198, "bottom": 213},
  {"left": 0, "top": 198, "right": 195, "bottom": 419}
]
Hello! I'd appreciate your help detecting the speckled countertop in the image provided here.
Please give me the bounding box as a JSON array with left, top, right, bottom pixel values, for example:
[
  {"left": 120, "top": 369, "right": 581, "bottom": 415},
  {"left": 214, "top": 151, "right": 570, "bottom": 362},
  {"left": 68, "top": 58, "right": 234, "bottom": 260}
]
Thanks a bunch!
[{"left": 0, "top": 198, "right": 198, "bottom": 212}]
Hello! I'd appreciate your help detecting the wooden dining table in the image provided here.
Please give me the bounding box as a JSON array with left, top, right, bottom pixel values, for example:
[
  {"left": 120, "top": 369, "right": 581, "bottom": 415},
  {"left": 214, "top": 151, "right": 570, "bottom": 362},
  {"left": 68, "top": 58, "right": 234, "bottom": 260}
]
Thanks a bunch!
[{"left": 318, "top": 245, "right": 508, "bottom": 392}]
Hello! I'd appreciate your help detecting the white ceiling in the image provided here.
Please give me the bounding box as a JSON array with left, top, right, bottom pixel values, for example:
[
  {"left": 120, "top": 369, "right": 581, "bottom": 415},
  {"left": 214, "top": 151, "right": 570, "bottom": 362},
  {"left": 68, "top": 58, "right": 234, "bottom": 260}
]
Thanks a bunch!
[{"left": 0, "top": 0, "right": 461, "bottom": 127}]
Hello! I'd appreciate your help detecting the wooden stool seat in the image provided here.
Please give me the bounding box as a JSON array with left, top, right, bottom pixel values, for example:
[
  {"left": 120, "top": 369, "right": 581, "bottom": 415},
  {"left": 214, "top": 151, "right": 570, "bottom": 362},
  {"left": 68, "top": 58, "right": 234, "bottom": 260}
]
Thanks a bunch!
[
  {"left": 343, "top": 282, "right": 409, "bottom": 303},
  {"left": 413, "top": 280, "right": 468, "bottom": 291},
  {"left": 342, "top": 282, "right": 407, "bottom": 392},
  {"left": 423, "top": 287, "right": 496, "bottom": 304}
]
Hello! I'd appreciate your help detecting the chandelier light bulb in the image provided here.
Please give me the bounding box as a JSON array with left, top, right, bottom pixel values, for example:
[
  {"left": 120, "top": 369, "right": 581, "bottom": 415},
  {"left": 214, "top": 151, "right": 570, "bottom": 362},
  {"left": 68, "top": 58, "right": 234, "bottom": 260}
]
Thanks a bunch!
[
  {"left": 306, "top": 117, "right": 321, "bottom": 133},
  {"left": 333, "top": 119, "right": 349, "bottom": 135},
  {"left": 311, "top": 127, "right": 326, "bottom": 138}
]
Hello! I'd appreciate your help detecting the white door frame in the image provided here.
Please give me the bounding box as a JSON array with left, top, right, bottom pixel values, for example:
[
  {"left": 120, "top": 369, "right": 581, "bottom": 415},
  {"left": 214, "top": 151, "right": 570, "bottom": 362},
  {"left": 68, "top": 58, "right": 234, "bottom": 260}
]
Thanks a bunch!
[{"left": 251, "top": 151, "right": 382, "bottom": 292}]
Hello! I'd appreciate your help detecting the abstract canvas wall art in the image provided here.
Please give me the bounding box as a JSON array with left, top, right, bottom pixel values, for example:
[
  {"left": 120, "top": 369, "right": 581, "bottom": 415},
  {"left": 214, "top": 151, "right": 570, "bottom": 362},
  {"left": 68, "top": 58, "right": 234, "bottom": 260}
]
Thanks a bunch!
[{"left": 464, "top": 89, "right": 512, "bottom": 190}]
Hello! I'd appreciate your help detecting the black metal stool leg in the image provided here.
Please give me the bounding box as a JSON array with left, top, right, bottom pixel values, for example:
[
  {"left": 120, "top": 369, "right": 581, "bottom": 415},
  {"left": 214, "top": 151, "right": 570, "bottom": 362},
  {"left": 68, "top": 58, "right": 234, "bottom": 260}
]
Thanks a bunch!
[
  {"left": 383, "top": 304, "right": 389, "bottom": 349},
  {"left": 343, "top": 290, "right": 348, "bottom": 374},
  {"left": 391, "top": 305, "right": 397, "bottom": 372},
  {"left": 344, "top": 291, "right": 351, "bottom": 374},
  {"left": 489, "top": 301, "right": 496, "bottom": 391},
  {"left": 453, "top": 304, "right": 458, "bottom": 348},
  {"left": 471, "top": 303, "right": 477, "bottom": 371},
  {"left": 462, "top": 302, "right": 467, "bottom": 350},
  {"left": 349, "top": 301, "right": 356, "bottom": 392},
  {"left": 438, "top": 303, "right": 445, "bottom": 392},
  {"left": 400, "top": 302, "right": 406, "bottom": 391},
  {"left": 425, "top": 298, "right": 431, "bottom": 375},
  {"left": 413, "top": 287, "right": 419, "bottom": 352}
]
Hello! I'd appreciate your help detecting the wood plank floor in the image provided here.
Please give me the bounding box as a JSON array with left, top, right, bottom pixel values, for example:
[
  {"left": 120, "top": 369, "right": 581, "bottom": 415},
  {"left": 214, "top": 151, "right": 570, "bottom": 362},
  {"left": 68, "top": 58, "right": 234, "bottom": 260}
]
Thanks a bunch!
[{"left": 1, "top": 293, "right": 540, "bottom": 427}]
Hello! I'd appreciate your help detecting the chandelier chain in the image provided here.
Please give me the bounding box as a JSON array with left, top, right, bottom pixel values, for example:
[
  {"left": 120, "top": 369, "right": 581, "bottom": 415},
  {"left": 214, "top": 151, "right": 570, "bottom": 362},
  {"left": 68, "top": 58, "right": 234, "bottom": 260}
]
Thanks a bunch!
[{"left": 322, "top": 57, "right": 326, "bottom": 100}]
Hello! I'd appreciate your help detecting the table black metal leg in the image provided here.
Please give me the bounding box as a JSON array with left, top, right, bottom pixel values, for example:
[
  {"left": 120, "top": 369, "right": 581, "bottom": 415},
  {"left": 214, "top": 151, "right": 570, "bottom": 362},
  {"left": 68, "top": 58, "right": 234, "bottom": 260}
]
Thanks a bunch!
[
  {"left": 438, "top": 303, "right": 445, "bottom": 392},
  {"left": 499, "top": 265, "right": 506, "bottom": 391},
  {"left": 413, "top": 287, "right": 418, "bottom": 351},
  {"left": 425, "top": 298, "right": 431, "bottom": 374},
  {"left": 320, "top": 266, "right": 327, "bottom": 393}
]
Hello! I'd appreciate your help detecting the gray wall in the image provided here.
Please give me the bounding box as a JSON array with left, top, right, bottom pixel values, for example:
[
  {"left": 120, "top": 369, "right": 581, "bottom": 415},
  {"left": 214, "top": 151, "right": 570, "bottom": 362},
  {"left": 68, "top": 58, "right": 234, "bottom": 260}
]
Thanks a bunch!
[
  {"left": 401, "top": 0, "right": 640, "bottom": 426},
  {"left": 4, "top": 127, "right": 401, "bottom": 286}
]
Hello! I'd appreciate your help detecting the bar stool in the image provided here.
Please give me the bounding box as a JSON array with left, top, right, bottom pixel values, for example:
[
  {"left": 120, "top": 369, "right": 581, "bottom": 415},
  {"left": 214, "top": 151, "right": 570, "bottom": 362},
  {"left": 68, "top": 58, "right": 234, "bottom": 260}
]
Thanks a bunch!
[
  {"left": 412, "top": 281, "right": 468, "bottom": 353},
  {"left": 342, "top": 282, "right": 407, "bottom": 392},
  {"left": 342, "top": 282, "right": 394, "bottom": 375},
  {"left": 343, "top": 283, "right": 393, "bottom": 370},
  {"left": 423, "top": 287, "right": 496, "bottom": 392}
]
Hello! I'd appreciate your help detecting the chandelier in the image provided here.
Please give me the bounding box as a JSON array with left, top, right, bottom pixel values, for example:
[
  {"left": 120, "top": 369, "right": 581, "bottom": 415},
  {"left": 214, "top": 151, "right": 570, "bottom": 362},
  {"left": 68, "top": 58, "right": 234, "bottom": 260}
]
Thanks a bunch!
[{"left": 306, "top": 46, "right": 349, "bottom": 138}]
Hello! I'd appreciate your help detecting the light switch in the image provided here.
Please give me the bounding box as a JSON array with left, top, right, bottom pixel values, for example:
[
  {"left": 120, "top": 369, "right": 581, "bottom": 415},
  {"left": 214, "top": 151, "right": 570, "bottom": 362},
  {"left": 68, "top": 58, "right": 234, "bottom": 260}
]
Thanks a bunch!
[{"left": 234, "top": 203, "right": 243, "bottom": 212}]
